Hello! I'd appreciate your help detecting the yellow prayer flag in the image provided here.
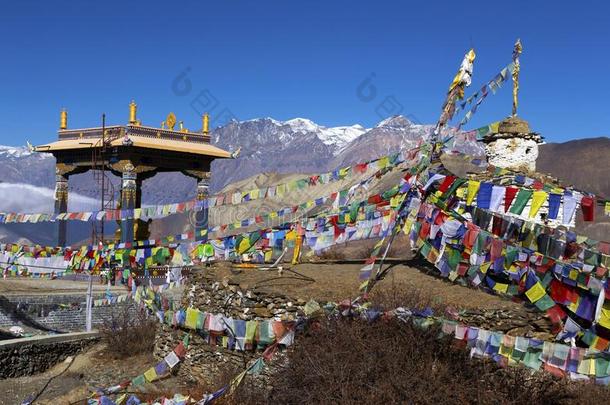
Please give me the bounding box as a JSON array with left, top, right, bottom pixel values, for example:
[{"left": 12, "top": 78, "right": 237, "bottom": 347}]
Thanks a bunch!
[
  {"left": 569, "top": 269, "right": 579, "bottom": 280},
  {"left": 598, "top": 302, "right": 610, "bottom": 330},
  {"left": 576, "top": 235, "right": 588, "bottom": 244},
  {"left": 390, "top": 194, "right": 405, "bottom": 208},
  {"left": 529, "top": 190, "right": 548, "bottom": 218},
  {"left": 456, "top": 187, "right": 467, "bottom": 199},
  {"left": 480, "top": 261, "right": 491, "bottom": 274},
  {"left": 493, "top": 282, "right": 509, "bottom": 294},
  {"left": 525, "top": 282, "right": 546, "bottom": 303},
  {"left": 229, "top": 370, "right": 247, "bottom": 393},
  {"left": 402, "top": 219, "right": 413, "bottom": 235},
  {"left": 499, "top": 344, "right": 513, "bottom": 358},
  {"left": 466, "top": 181, "right": 480, "bottom": 206},
  {"left": 185, "top": 308, "right": 199, "bottom": 330},
  {"left": 144, "top": 367, "right": 158, "bottom": 382},
  {"left": 286, "top": 229, "right": 296, "bottom": 241},
  {"left": 577, "top": 358, "right": 591, "bottom": 375}
]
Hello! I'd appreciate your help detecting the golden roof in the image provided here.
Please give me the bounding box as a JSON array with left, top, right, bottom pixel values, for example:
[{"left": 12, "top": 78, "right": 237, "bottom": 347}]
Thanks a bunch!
[{"left": 34, "top": 135, "right": 231, "bottom": 158}]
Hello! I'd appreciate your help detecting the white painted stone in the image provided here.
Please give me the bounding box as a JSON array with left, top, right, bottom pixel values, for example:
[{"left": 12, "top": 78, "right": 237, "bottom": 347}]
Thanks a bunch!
[{"left": 485, "top": 137, "right": 540, "bottom": 173}]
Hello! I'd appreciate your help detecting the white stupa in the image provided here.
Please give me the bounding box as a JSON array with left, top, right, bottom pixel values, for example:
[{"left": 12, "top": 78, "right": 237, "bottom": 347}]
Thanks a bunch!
[{"left": 483, "top": 116, "right": 544, "bottom": 173}]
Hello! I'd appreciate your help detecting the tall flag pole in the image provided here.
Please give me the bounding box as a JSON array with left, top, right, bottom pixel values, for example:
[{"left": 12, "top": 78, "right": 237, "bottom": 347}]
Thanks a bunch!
[
  {"left": 431, "top": 48, "right": 476, "bottom": 160},
  {"left": 512, "top": 39, "right": 522, "bottom": 117},
  {"left": 363, "top": 49, "right": 476, "bottom": 294}
]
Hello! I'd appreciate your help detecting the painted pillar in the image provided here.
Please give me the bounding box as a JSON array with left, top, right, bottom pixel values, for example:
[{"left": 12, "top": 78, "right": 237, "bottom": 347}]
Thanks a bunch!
[
  {"left": 120, "top": 168, "right": 137, "bottom": 244},
  {"left": 54, "top": 171, "right": 69, "bottom": 246},
  {"left": 195, "top": 177, "right": 210, "bottom": 241}
]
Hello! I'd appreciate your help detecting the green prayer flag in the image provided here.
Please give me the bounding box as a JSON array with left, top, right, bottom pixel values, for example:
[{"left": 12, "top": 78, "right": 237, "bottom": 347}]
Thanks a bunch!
[
  {"left": 509, "top": 189, "right": 533, "bottom": 215},
  {"left": 132, "top": 374, "right": 146, "bottom": 386},
  {"left": 534, "top": 294, "right": 555, "bottom": 311}
]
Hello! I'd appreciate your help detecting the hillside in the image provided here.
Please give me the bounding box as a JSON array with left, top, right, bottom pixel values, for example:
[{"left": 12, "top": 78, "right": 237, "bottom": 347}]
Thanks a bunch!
[
  {"left": 538, "top": 137, "right": 610, "bottom": 198},
  {"left": 0, "top": 120, "right": 608, "bottom": 244}
]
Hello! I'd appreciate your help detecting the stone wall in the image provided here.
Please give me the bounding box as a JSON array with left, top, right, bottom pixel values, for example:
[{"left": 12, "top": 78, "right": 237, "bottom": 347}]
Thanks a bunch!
[
  {"left": 0, "top": 332, "right": 99, "bottom": 379},
  {"left": 154, "top": 267, "right": 303, "bottom": 385},
  {"left": 0, "top": 293, "right": 134, "bottom": 333}
]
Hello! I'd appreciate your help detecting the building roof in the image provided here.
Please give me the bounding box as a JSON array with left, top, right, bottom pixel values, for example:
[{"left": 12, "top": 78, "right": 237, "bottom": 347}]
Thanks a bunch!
[{"left": 34, "top": 135, "right": 232, "bottom": 158}]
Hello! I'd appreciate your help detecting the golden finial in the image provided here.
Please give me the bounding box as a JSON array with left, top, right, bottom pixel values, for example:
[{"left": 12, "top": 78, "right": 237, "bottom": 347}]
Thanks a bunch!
[
  {"left": 59, "top": 108, "right": 68, "bottom": 130},
  {"left": 166, "top": 112, "right": 177, "bottom": 131},
  {"left": 202, "top": 112, "right": 210, "bottom": 134},
  {"left": 512, "top": 39, "right": 522, "bottom": 117},
  {"left": 179, "top": 120, "right": 189, "bottom": 133},
  {"left": 129, "top": 100, "right": 138, "bottom": 125}
]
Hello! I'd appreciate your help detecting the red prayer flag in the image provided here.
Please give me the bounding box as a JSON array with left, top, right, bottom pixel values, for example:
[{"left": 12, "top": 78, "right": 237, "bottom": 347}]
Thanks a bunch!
[
  {"left": 438, "top": 176, "right": 456, "bottom": 193},
  {"left": 580, "top": 196, "right": 595, "bottom": 221},
  {"left": 504, "top": 187, "right": 518, "bottom": 212},
  {"left": 354, "top": 163, "right": 368, "bottom": 174},
  {"left": 174, "top": 342, "right": 187, "bottom": 358}
]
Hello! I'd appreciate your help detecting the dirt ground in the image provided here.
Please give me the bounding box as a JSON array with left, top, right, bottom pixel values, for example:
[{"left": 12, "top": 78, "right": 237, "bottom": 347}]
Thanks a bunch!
[
  {"left": 0, "top": 278, "right": 127, "bottom": 296},
  {"left": 212, "top": 260, "right": 525, "bottom": 312},
  {"left": 0, "top": 342, "right": 198, "bottom": 405}
]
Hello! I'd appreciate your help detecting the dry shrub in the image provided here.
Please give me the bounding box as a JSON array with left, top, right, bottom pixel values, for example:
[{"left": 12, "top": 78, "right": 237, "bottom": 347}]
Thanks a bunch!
[
  {"left": 99, "top": 305, "right": 158, "bottom": 358},
  {"left": 235, "top": 318, "right": 608, "bottom": 404},
  {"left": 316, "top": 248, "right": 346, "bottom": 261},
  {"left": 371, "top": 285, "right": 449, "bottom": 314}
]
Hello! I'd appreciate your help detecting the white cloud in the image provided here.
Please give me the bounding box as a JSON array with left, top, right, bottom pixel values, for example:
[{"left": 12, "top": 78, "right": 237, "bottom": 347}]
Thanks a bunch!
[{"left": 0, "top": 183, "right": 99, "bottom": 213}]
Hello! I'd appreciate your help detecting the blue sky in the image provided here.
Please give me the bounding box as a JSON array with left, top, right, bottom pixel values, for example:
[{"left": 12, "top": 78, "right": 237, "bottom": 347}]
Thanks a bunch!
[{"left": 1, "top": 0, "right": 608, "bottom": 145}]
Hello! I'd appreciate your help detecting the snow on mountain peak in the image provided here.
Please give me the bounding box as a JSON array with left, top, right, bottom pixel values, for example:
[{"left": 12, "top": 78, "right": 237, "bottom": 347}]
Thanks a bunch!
[
  {"left": 281, "top": 118, "right": 367, "bottom": 152},
  {"left": 0, "top": 145, "right": 33, "bottom": 158},
  {"left": 375, "top": 115, "right": 416, "bottom": 129},
  {"left": 284, "top": 118, "right": 320, "bottom": 133}
]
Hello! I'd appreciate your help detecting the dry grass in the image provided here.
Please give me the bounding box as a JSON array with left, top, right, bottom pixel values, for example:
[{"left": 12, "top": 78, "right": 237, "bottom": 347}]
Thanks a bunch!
[
  {"left": 226, "top": 318, "right": 608, "bottom": 405},
  {"left": 316, "top": 248, "right": 347, "bottom": 261},
  {"left": 210, "top": 286, "right": 609, "bottom": 405},
  {"left": 99, "top": 305, "right": 158, "bottom": 359}
]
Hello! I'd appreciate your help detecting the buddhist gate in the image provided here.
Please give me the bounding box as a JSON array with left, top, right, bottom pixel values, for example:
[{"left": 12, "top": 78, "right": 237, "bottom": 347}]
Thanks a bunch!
[{"left": 34, "top": 102, "right": 232, "bottom": 246}]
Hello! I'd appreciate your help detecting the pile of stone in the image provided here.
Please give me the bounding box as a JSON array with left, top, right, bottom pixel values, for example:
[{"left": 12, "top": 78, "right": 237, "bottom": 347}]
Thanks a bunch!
[
  {"left": 458, "top": 307, "right": 554, "bottom": 341},
  {"left": 184, "top": 269, "right": 307, "bottom": 322},
  {"left": 153, "top": 267, "right": 302, "bottom": 385}
]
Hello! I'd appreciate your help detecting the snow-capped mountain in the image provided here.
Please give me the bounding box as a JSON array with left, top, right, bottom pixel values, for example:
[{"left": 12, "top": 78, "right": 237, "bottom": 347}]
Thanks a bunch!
[
  {"left": 0, "top": 115, "right": 485, "bottom": 207},
  {"left": 212, "top": 117, "right": 367, "bottom": 157},
  {"left": 0, "top": 145, "right": 35, "bottom": 159}
]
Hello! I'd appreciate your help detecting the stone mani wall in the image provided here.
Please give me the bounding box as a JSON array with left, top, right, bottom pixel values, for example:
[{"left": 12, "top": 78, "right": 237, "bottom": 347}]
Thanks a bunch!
[
  {"left": 0, "top": 293, "right": 133, "bottom": 332},
  {"left": 154, "top": 268, "right": 303, "bottom": 385}
]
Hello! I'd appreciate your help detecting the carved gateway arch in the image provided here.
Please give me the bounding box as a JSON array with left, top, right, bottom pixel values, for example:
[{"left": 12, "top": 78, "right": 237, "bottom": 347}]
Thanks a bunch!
[{"left": 41, "top": 103, "right": 231, "bottom": 246}]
